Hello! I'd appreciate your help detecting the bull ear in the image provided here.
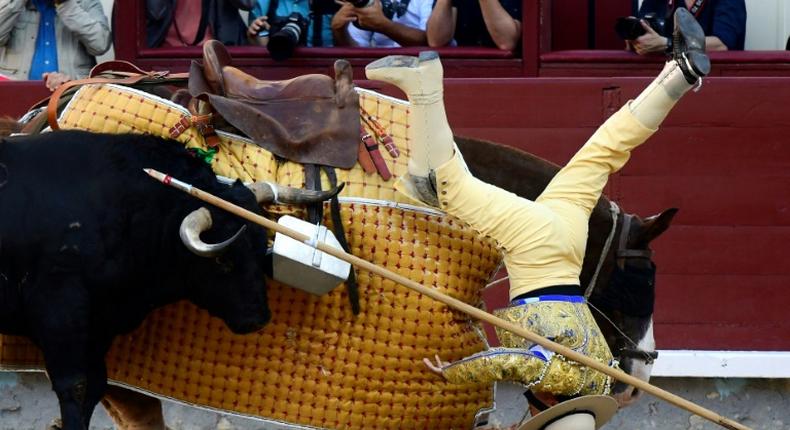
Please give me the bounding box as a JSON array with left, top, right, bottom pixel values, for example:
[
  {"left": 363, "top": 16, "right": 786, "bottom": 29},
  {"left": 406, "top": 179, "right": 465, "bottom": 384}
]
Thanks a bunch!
[{"left": 638, "top": 208, "right": 679, "bottom": 244}]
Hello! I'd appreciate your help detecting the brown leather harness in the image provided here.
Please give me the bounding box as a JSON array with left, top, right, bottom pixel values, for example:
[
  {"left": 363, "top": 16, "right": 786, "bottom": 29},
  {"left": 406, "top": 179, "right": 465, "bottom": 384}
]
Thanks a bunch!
[{"left": 586, "top": 202, "right": 659, "bottom": 364}]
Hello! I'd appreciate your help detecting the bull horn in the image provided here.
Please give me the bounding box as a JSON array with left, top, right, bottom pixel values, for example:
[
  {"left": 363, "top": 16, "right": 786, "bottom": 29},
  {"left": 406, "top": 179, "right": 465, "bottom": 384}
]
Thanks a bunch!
[
  {"left": 247, "top": 182, "right": 345, "bottom": 205},
  {"left": 179, "top": 207, "right": 246, "bottom": 257}
]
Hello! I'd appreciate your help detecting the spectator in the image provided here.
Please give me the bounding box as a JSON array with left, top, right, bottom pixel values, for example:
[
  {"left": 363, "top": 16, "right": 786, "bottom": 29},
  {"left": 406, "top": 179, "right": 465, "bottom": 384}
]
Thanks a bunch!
[
  {"left": 0, "top": 0, "right": 111, "bottom": 89},
  {"left": 632, "top": 0, "right": 746, "bottom": 54},
  {"left": 426, "top": 0, "right": 521, "bottom": 50},
  {"left": 147, "top": 0, "right": 255, "bottom": 48},
  {"left": 331, "top": 0, "right": 432, "bottom": 48},
  {"left": 247, "top": 0, "right": 337, "bottom": 47}
]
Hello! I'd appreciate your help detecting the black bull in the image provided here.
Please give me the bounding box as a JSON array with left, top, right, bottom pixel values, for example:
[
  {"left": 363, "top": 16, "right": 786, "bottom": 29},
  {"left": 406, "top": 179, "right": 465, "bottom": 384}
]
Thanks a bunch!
[{"left": 0, "top": 130, "right": 279, "bottom": 430}]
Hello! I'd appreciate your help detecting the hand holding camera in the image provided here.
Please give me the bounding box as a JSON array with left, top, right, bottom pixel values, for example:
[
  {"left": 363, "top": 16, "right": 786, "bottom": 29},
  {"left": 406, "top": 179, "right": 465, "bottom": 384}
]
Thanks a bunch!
[
  {"left": 631, "top": 23, "right": 668, "bottom": 55},
  {"left": 347, "top": 0, "right": 389, "bottom": 30},
  {"left": 331, "top": 2, "right": 359, "bottom": 31},
  {"left": 615, "top": 13, "right": 669, "bottom": 55},
  {"left": 248, "top": 15, "right": 271, "bottom": 41}
]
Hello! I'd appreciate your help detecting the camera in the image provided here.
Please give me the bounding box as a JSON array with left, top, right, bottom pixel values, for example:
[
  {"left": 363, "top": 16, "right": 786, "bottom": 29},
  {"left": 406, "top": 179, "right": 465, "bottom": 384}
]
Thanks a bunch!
[
  {"left": 349, "top": 0, "right": 409, "bottom": 21},
  {"left": 615, "top": 13, "right": 664, "bottom": 40},
  {"left": 265, "top": 12, "right": 309, "bottom": 61}
]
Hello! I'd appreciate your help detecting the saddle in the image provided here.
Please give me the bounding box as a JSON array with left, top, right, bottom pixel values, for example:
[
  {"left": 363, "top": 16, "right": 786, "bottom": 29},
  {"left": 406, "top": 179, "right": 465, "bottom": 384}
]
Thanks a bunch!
[{"left": 190, "top": 40, "right": 361, "bottom": 169}]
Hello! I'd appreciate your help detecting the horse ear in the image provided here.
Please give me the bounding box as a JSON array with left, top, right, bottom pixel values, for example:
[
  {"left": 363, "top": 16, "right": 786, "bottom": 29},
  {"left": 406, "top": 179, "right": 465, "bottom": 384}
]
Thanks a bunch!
[{"left": 639, "top": 208, "right": 679, "bottom": 244}]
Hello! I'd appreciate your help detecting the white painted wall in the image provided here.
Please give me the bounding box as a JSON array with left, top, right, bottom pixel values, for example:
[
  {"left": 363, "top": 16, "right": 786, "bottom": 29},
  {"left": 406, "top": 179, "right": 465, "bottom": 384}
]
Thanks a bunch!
[{"left": 744, "top": 0, "right": 790, "bottom": 49}]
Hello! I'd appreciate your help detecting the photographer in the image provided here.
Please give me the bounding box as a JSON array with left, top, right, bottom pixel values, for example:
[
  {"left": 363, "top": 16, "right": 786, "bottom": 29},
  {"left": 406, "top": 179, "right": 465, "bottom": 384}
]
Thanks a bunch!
[
  {"left": 0, "top": 0, "right": 111, "bottom": 87},
  {"left": 331, "top": 0, "right": 432, "bottom": 47},
  {"left": 426, "top": 0, "right": 521, "bottom": 50},
  {"left": 248, "top": 0, "right": 337, "bottom": 54},
  {"left": 626, "top": 0, "right": 745, "bottom": 54}
]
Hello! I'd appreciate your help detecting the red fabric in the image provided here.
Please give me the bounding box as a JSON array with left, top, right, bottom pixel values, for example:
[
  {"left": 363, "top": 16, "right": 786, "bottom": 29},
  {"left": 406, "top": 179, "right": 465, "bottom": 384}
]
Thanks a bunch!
[{"left": 163, "top": 0, "right": 214, "bottom": 47}]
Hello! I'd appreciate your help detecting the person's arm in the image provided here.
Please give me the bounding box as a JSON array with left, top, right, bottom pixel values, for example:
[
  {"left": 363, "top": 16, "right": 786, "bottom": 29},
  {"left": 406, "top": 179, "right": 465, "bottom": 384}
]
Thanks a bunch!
[
  {"left": 353, "top": 0, "right": 426, "bottom": 46},
  {"left": 426, "top": 0, "right": 456, "bottom": 47},
  {"left": 478, "top": 0, "right": 521, "bottom": 51},
  {"left": 705, "top": 36, "right": 728, "bottom": 51},
  {"left": 331, "top": 2, "right": 360, "bottom": 47},
  {"left": 0, "top": 0, "right": 26, "bottom": 46},
  {"left": 56, "top": 0, "right": 112, "bottom": 56}
]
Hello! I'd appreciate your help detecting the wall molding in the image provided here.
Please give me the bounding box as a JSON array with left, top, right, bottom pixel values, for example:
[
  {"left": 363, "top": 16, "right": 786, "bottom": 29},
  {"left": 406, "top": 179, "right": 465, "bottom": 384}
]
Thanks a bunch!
[{"left": 653, "top": 350, "right": 790, "bottom": 378}]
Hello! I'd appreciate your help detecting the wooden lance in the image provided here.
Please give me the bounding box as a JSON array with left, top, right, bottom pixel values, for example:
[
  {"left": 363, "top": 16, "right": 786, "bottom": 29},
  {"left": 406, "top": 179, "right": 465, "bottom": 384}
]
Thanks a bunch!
[{"left": 145, "top": 168, "right": 751, "bottom": 430}]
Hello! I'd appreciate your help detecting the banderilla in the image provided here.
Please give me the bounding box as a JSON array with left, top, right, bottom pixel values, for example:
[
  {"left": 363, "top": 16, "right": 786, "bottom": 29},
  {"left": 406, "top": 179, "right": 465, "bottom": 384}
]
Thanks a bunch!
[{"left": 145, "top": 168, "right": 751, "bottom": 430}]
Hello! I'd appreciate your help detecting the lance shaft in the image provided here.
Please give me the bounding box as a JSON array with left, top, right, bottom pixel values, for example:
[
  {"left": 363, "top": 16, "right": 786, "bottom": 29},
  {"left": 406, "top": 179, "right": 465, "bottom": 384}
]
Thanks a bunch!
[{"left": 145, "top": 168, "right": 750, "bottom": 430}]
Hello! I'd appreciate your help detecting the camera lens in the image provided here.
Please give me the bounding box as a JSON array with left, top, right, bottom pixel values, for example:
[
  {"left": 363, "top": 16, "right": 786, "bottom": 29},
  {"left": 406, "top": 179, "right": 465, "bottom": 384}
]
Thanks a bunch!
[
  {"left": 268, "top": 22, "right": 302, "bottom": 61},
  {"left": 349, "top": 0, "right": 372, "bottom": 7}
]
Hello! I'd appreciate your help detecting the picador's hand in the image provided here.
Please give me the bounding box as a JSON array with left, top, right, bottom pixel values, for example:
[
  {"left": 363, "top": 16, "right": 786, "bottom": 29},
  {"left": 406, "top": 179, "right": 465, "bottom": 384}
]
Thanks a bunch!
[{"left": 423, "top": 354, "right": 449, "bottom": 375}]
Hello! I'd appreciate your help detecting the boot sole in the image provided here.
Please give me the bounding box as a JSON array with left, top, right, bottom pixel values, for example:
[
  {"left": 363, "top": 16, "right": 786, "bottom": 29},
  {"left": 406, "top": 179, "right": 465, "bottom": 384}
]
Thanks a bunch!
[
  {"left": 365, "top": 51, "right": 439, "bottom": 71},
  {"left": 674, "top": 8, "right": 710, "bottom": 77}
]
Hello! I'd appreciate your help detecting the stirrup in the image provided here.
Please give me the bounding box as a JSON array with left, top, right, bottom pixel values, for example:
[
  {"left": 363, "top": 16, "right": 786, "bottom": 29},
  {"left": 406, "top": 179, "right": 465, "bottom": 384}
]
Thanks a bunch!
[{"left": 399, "top": 172, "right": 440, "bottom": 208}]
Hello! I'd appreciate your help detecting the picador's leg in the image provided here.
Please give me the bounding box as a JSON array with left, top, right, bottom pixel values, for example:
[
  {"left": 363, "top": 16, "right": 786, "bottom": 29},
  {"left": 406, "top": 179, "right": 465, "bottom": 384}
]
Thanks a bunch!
[{"left": 532, "top": 7, "right": 710, "bottom": 256}]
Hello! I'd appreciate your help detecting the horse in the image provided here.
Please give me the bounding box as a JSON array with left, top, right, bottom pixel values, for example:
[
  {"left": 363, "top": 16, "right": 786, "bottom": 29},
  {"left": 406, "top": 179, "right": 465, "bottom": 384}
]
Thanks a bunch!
[{"left": 0, "top": 93, "right": 675, "bottom": 428}]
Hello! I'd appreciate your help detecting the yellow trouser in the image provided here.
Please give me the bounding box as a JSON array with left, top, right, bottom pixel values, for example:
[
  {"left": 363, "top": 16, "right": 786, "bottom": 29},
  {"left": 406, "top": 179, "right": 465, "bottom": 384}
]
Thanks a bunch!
[{"left": 431, "top": 105, "right": 656, "bottom": 299}]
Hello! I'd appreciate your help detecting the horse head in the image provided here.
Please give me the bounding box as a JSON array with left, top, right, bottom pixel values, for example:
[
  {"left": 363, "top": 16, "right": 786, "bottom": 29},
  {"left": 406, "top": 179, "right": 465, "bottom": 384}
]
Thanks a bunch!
[{"left": 584, "top": 206, "right": 678, "bottom": 406}]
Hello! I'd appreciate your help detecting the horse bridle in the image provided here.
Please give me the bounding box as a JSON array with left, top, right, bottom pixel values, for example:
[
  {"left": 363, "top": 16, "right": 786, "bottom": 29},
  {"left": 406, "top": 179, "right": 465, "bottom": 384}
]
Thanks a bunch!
[{"left": 586, "top": 202, "right": 659, "bottom": 365}]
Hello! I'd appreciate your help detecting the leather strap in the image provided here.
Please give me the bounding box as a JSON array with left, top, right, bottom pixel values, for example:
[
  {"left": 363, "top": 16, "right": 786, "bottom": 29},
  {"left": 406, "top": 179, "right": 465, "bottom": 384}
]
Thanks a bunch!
[
  {"left": 46, "top": 71, "right": 191, "bottom": 131},
  {"left": 90, "top": 61, "right": 175, "bottom": 78},
  {"left": 168, "top": 113, "right": 213, "bottom": 139},
  {"left": 361, "top": 128, "right": 391, "bottom": 180},
  {"left": 357, "top": 141, "right": 377, "bottom": 174},
  {"left": 615, "top": 214, "right": 653, "bottom": 269}
]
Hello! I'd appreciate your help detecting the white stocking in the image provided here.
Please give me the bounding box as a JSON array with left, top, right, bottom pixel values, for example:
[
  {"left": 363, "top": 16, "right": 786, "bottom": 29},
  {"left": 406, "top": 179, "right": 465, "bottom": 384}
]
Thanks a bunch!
[
  {"left": 629, "top": 60, "right": 699, "bottom": 129},
  {"left": 365, "top": 54, "right": 455, "bottom": 177}
]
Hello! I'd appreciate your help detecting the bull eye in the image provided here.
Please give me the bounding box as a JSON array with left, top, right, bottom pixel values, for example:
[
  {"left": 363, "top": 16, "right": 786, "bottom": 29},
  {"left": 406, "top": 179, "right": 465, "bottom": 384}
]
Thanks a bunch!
[{"left": 215, "top": 256, "right": 234, "bottom": 273}]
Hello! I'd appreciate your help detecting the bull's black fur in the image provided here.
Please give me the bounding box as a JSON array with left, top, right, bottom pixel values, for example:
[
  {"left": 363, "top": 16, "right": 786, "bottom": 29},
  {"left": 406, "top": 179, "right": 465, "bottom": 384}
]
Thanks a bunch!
[{"left": 0, "top": 130, "right": 271, "bottom": 430}]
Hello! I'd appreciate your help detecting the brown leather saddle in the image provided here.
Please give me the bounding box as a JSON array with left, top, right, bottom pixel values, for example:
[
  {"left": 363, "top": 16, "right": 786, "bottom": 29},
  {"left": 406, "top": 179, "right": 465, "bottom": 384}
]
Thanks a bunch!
[{"left": 190, "top": 40, "right": 361, "bottom": 169}]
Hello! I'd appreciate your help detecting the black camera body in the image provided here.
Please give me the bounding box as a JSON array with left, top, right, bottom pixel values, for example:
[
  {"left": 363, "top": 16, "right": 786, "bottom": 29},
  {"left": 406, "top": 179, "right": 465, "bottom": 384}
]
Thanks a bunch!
[
  {"left": 266, "top": 12, "right": 310, "bottom": 61},
  {"left": 349, "top": 0, "right": 409, "bottom": 22},
  {"left": 615, "top": 13, "right": 664, "bottom": 40}
]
